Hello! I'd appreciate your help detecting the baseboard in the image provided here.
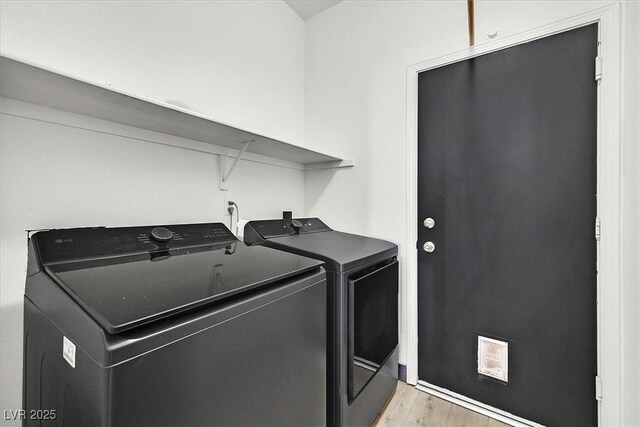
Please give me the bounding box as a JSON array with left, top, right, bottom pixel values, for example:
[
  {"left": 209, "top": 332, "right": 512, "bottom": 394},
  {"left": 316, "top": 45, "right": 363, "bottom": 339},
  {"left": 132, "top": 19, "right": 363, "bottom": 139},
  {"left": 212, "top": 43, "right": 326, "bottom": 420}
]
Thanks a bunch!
[{"left": 415, "top": 381, "right": 544, "bottom": 427}]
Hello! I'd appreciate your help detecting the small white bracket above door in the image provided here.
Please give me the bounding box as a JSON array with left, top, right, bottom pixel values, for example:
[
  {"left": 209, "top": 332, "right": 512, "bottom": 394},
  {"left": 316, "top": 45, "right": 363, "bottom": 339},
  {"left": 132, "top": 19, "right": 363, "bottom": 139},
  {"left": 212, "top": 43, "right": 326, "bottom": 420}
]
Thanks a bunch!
[{"left": 220, "top": 140, "right": 254, "bottom": 191}]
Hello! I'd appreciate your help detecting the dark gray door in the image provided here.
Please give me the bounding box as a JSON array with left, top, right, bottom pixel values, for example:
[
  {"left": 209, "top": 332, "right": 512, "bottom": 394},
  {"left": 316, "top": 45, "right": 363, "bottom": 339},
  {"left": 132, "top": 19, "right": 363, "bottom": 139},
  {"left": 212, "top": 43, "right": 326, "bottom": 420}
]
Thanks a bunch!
[{"left": 417, "top": 25, "right": 598, "bottom": 426}]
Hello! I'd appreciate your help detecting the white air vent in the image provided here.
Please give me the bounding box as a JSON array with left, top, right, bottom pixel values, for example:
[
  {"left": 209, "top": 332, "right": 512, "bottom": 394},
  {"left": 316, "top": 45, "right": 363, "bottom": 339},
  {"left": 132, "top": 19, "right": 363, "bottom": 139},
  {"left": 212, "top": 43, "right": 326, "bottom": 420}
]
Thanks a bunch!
[{"left": 478, "top": 336, "right": 508, "bottom": 382}]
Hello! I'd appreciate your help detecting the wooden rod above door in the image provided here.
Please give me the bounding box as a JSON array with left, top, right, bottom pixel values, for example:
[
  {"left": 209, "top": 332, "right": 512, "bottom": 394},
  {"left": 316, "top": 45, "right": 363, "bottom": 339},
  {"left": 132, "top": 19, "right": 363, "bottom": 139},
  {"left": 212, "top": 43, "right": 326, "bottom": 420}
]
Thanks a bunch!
[{"left": 467, "top": 0, "right": 475, "bottom": 46}]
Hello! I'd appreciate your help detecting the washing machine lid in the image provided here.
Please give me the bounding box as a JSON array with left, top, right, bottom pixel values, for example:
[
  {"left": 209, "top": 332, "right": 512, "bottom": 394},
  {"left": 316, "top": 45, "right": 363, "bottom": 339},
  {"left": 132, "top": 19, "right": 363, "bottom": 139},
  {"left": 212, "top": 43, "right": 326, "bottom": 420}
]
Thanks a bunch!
[
  {"left": 267, "top": 230, "right": 397, "bottom": 272},
  {"left": 31, "top": 223, "right": 323, "bottom": 334}
]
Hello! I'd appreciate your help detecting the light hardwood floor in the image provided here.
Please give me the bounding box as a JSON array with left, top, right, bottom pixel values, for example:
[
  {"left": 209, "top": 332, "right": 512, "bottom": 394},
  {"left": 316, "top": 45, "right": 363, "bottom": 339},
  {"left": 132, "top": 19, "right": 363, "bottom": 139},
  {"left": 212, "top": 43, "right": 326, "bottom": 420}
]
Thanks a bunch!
[{"left": 373, "top": 382, "right": 511, "bottom": 427}]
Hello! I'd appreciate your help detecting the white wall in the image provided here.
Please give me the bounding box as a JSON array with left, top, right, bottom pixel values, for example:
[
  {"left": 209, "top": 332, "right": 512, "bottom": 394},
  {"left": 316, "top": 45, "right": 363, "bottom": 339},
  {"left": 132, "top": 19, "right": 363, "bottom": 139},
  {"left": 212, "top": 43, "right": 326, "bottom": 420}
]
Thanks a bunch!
[
  {"left": 0, "top": 0, "right": 307, "bottom": 420},
  {"left": 0, "top": 0, "right": 306, "bottom": 144},
  {"left": 305, "top": 0, "right": 639, "bottom": 424}
]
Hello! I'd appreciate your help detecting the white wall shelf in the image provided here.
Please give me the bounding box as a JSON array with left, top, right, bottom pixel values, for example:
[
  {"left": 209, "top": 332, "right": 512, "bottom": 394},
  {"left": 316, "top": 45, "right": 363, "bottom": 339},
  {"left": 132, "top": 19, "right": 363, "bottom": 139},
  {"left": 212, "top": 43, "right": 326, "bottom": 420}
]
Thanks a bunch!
[{"left": 0, "top": 56, "right": 352, "bottom": 167}]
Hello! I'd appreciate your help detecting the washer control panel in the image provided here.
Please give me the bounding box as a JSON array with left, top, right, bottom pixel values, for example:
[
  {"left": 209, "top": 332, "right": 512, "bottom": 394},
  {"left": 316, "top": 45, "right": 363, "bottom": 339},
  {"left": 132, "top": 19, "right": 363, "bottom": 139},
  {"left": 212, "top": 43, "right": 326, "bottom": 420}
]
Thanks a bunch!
[{"left": 34, "top": 223, "right": 237, "bottom": 265}]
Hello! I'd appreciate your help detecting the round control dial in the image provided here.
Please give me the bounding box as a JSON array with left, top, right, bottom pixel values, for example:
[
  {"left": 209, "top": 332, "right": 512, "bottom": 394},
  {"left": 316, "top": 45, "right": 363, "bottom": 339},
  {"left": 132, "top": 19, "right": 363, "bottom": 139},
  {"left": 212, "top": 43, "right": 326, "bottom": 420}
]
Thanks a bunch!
[{"left": 150, "top": 227, "right": 173, "bottom": 242}]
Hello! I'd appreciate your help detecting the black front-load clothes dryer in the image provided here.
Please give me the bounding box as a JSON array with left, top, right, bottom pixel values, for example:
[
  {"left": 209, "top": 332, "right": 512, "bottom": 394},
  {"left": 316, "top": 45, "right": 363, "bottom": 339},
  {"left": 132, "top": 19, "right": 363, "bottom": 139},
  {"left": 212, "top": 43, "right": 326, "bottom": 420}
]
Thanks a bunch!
[
  {"left": 244, "top": 216, "right": 399, "bottom": 427},
  {"left": 23, "top": 223, "right": 327, "bottom": 427}
]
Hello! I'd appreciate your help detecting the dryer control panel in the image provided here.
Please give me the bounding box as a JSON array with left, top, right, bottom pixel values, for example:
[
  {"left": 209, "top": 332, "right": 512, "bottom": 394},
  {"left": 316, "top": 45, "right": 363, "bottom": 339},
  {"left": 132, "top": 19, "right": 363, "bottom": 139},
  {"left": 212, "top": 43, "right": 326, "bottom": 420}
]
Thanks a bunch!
[{"left": 244, "top": 217, "right": 331, "bottom": 244}]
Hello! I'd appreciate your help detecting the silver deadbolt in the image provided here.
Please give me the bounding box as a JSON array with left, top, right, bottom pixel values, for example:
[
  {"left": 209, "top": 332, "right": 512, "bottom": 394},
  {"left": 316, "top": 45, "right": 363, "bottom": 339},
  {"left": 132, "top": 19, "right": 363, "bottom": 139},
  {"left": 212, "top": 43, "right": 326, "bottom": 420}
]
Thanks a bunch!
[
  {"left": 423, "top": 217, "right": 435, "bottom": 229},
  {"left": 423, "top": 241, "right": 436, "bottom": 253}
]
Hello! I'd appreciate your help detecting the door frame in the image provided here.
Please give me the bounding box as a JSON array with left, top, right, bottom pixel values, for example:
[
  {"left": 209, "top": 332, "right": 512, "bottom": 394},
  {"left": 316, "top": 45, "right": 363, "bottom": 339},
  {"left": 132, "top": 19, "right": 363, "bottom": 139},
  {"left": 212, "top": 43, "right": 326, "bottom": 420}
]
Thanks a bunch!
[{"left": 404, "top": 4, "right": 622, "bottom": 426}]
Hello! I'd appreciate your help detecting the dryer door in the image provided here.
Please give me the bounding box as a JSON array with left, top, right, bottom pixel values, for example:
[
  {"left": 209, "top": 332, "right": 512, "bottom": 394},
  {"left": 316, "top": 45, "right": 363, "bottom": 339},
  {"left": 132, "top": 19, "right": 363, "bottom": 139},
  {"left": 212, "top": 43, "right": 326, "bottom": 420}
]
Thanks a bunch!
[{"left": 347, "top": 260, "right": 398, "bottom": 401}]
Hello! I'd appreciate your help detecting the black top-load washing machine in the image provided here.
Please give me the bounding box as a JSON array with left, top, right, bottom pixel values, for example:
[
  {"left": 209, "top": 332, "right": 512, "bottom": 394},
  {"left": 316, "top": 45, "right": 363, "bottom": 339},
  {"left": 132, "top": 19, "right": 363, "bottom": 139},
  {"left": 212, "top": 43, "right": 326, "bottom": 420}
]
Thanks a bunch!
[
  {"left": 244, "top": 216, "right": 399, "bottom": 427},
  {"left": 23, "top": 223, "right": 327, "bottom": 427}
]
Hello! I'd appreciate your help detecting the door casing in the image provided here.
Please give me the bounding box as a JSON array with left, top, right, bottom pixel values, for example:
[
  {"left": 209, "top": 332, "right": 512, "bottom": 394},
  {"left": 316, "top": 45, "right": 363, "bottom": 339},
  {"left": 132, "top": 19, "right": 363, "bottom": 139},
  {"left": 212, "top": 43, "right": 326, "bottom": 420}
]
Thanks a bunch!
[{"left": 404, "top": 4, "right": 622, "bottom": 426}]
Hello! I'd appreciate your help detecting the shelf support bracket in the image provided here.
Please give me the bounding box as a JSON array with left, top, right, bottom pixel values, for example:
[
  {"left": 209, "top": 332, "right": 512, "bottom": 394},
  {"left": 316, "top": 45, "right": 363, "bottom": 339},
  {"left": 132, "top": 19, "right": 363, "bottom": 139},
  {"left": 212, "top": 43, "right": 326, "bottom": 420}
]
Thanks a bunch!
[{"left": 220, "top": 140, "right": 254, "bottom": 191}]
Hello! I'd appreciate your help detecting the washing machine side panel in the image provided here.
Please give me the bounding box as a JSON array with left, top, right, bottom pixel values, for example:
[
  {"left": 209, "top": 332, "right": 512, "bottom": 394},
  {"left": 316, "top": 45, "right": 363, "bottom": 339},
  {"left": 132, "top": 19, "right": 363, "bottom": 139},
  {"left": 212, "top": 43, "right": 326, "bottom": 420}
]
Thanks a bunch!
[
  {"left": 25, "top": 272, "right": 111, "bottom": 366},
  {"left": 324, "top": 271, "right": 342, "bottom": 427},
  {"left": 336, "top": 273, "right": 349, "bottom": 427},
  {"left": 23, "top": 298, "right": 109, "bottom": 426}
]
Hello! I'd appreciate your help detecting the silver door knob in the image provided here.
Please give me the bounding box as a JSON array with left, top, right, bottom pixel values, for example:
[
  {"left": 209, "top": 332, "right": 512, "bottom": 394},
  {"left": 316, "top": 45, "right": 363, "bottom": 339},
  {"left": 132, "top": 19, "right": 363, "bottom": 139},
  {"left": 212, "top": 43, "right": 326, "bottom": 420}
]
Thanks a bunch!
[
  {"left": 423, "top": 241, "right": 436, "bottom": 253},
  {"left": 423, "top": 217, "right": 435, "bottom": 229}
]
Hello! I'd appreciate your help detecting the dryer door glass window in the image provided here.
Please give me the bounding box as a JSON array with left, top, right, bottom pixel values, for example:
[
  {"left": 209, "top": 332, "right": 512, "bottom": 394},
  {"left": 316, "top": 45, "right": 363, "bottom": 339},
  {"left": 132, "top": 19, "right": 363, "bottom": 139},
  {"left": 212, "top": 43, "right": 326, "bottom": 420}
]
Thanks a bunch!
[{"left": 348, "top": 260, "right": 398, "bottom": 401}]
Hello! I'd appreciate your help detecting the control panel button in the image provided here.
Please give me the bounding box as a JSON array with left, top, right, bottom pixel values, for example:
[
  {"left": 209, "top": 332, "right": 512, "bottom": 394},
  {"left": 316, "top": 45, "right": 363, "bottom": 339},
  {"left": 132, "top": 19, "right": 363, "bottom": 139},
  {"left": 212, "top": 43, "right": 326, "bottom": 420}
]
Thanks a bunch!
[
  {"left": 291, "top": 219, "right": 303, "bottom": 232},
  {"left": 150, "top": 227, "right": 173, "bottom": 242}
]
